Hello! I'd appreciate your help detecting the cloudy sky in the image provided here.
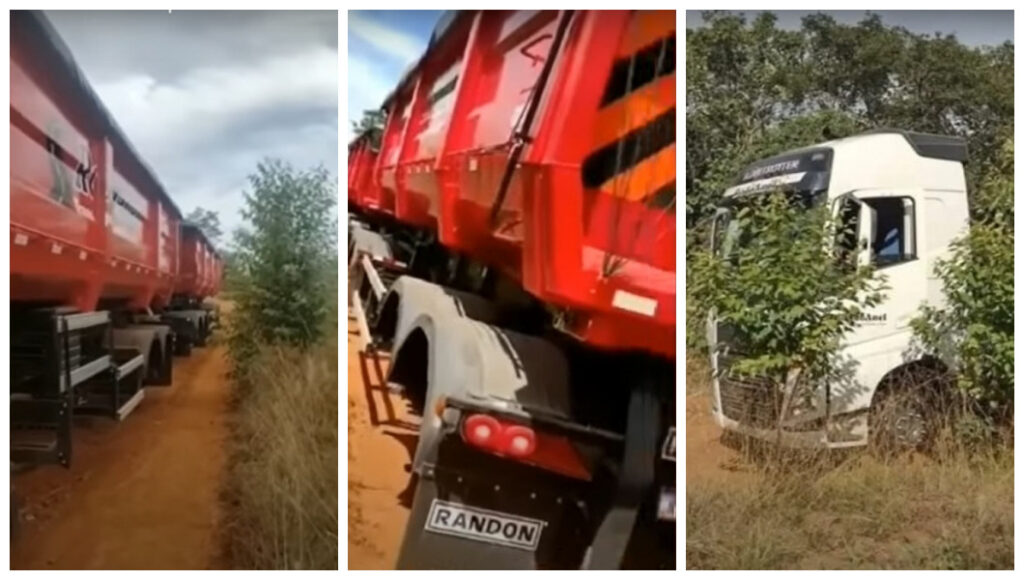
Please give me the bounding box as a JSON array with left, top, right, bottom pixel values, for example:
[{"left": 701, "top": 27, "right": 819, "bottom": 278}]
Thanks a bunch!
[
  {"left": 685, "top": 10, "right": 1014, "bottom": 46},
  {"left": 348, "top": 10, "right": 442, "bottom": 144},
  {"left": 46, "top": 10, "right": 339, "bottom": 244}
]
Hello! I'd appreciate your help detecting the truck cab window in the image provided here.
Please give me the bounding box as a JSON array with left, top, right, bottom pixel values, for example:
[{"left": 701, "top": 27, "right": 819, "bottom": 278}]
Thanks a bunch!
[{"left": 864, "top": 197, "right": 915, "bottom": 266}]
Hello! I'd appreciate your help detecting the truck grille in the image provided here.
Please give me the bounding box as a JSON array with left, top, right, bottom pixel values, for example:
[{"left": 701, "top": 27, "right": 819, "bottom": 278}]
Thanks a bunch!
[{"left": 719, "top": 374, "right": 781, "bottom": 429}]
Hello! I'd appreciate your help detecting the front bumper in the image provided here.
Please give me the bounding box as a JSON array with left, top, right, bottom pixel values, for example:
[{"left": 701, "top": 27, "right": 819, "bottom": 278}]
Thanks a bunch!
[{"left": 710, "top": 396, "right": 869, "bottom": 449}]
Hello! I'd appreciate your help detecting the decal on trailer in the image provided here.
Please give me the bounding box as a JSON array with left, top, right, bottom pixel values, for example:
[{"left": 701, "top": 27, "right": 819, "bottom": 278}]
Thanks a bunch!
[{"left": 425, "top": 499, "right": 546, "bottom": 551}]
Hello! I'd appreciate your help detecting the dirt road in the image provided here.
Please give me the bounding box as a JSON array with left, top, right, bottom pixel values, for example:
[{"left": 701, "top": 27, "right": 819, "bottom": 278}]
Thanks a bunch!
[
  {"left": 686, "top": 394, "right": 752, "bottom": 485},
  {"left": 11, "top": 338, "right": 231, "bottom": 570},
  {"left": 347, "top": 315, "right": 417, "bottom": 570}
]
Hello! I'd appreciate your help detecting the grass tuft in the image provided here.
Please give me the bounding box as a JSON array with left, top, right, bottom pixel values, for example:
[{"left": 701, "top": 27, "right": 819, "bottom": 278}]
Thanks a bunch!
[{"left": 222, "top": 335, "right": 339, "bottom": 570}]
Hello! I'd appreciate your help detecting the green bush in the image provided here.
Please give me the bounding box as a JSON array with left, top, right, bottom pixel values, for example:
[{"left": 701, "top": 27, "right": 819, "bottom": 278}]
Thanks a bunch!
[
  {"left": 912, "top": 139, "right": 1013, "bottom": 411},
  {"left": 696, "top": 192, "right": 885, "bottom": 386},
  {"left": 229, "top": 159, "right": 337, "bottom": 370}
]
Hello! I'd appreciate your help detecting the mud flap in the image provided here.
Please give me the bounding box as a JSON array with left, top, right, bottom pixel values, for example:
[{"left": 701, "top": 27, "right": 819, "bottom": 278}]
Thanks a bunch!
[
  {"left": 583, "top": 378, "right": 660, "bottom": 569},
  {"left": 396, "top": 473, "right": 544, "bottom": 570}
]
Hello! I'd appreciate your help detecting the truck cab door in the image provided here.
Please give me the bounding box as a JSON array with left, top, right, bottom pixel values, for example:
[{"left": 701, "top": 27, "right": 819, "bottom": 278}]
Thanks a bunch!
[{"left": 832, "top": 193, "right": 877, "bottom": 268}]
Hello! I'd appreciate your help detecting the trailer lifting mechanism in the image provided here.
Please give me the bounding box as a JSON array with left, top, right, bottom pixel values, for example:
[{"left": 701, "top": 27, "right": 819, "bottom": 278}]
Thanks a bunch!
[
  {"left": 10, "top": 10, "right": 223, "bottom": 469},
  {"left": 350, "top": 10, "right": 676, "bottom": 570}
]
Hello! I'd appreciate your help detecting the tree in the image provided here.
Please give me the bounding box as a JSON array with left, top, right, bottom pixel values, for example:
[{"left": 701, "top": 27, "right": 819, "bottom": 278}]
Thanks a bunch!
[
  {"left": 697, "top": 193, "right": 885, "bottom": 389},
  {"left": 912, "top": 137, "right": 1013, "bottom": 411},
  {"left": 229, "top": 159, "right": 337, "bottom": 366},
  {"left": 686, "top": 11, "right": 1014, "bottom": 347},
  {"left": 185, "top": 207, "right": 223, "bottom": 246},
  {"left": 350, "top": 109, "right": 386, "bottom": 148},
  {"left": 686, "top": 11, "right": 1013, "bottom": 231}
]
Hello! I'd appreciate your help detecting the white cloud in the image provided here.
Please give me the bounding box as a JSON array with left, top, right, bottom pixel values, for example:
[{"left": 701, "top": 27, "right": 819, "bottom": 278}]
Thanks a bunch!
[
  {"left": 45, "top": 11, "right": 339, "bottom": 246},
  {"left": 86, "top": 47, "right": 339, "bottom": 238},
  {"left": 94, "top": 46, "right": 337, "bottom": 159},
  {"left": 349, "top": 11, "right": 424, "bottom": 65},
  {"left": 347, "top": 53, "right": 397, "bottom": 144}
]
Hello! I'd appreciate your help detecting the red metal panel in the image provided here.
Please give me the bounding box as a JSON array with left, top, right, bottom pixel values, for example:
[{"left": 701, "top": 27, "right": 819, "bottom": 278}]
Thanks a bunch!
[
  {"left": 366, "top": 10, "right": 676, "bottom": 358},
  {"left": 174, "top": 225, "right": 221, "bottom": 300},
  {"left": 10, "top": 13, "right": 198, "bottom": 311},
  {"left": 348, "top": 138, "right": 379, "bottom": 211}
]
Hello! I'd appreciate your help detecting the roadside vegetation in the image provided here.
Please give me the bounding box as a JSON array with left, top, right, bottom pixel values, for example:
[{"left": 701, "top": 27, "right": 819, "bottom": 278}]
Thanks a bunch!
[
  {"left": 686, "top": 12, "right": 1012, "bottom": 570},
  {"left": 221, "top": 159, "right": 339, "bottom": 570}
]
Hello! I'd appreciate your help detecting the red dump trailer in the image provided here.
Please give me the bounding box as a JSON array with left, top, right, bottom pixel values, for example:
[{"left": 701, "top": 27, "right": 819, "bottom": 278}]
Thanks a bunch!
[
  {"left": 10, "top": 10, "right": 222, "bottom": 467},
  {"left": 350, "top": 10, "right": 675, "bottom": 569}
]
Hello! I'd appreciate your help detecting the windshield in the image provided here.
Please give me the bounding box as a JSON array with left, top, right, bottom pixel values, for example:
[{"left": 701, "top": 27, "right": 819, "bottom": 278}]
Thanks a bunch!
[
  {"left": 711, "top": 189, "right": 827, "bottom": 259},
  {"left": 711, "top": 207, "right": 741, "bottom": 258}
]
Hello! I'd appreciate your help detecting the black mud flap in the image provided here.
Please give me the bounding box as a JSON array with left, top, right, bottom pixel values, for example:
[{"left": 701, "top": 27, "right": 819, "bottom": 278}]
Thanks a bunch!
[
  {"left": 395, "top": 459, "right": 593, "bottom": 570},
  {"left": 396, "top": 476, "right": 542, "bottom": 570}
]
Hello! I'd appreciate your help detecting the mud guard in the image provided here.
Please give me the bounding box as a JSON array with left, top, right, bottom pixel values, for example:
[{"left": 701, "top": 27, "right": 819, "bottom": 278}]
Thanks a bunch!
[
  {"left": 112, "top": 324, "right": 172, "bottom": 385},
  {"left": 391, "top": 308, "right": 575, "bottom": 569},
  {"left": 380, "top": 276, "right": 500, "bottom": 348},
  {"left": 398, "top": 473, "right": 549, "bottom": 570}
]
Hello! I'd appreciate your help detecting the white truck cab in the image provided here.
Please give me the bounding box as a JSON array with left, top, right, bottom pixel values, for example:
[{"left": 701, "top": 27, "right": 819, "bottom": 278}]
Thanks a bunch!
[{"left": 708, "top": 129, "right": 970, "bottom": 448}]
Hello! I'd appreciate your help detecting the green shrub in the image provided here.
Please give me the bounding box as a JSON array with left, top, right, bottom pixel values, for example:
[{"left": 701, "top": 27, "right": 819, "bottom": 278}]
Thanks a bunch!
[
  {"left": 696, "top": 192, "right": 885, "bottom": 386},
  {"left": 229, "top": 159, "right": 337, "bottom": 370},
  {"left": 912, "top": 138, "right": 1013, "bottom": 411}
]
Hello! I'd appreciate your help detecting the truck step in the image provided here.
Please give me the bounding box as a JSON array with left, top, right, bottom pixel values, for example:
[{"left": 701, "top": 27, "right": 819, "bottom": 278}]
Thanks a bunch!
[
  {"left": 10, "top": 431, "right": 58, "bottom": 453},
  {"left": 115, "top": 389, "right": 145, "bottom": 421}
]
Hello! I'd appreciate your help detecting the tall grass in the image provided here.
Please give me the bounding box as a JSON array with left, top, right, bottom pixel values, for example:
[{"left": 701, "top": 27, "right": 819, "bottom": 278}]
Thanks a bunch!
[
  {"left": 685, "top": 357, "right": 1013, "bottom": 570},
  {"left": 223, "top": 333, "right": 339, "bottom": 569},
  {"left": 220, "top": 160, "right": 339, "bottom": 569},
  {"left": 686, "top": 445, "right": 1013, "bottom": 569}
]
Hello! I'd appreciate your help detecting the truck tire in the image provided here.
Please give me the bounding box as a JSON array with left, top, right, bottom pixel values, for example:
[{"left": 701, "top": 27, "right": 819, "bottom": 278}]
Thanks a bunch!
[{"left": 870, "top": 363, "right": 952, "bottom": 452}]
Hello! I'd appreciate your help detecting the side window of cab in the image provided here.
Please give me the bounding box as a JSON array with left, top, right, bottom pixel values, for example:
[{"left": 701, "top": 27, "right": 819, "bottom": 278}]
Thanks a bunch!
[{"left": 862, "top": 197, "right": 916, "bottom": 267}]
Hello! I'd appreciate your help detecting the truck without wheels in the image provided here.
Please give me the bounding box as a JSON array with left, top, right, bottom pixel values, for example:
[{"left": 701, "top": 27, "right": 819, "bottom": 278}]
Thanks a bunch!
[
  {"left": 349, "top": 10, "right": 676, "bottom": 570},
  {"left": 708, "top": 129, "right": 970, "bottom": 449}
]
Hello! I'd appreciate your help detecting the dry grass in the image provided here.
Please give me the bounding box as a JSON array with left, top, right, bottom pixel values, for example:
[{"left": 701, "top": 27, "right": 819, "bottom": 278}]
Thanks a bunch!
[
  {"left": 222, "top": 335, "right": 339, "bottom": 570},
  {"left": 685, "top": 357, "right": 1014, "bottom": 570}
]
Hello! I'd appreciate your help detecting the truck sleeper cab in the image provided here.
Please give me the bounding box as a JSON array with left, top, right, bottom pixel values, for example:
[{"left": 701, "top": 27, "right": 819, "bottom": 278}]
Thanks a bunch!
[{"left": 709, "top": 129, "right": 970, "bottom": 449}]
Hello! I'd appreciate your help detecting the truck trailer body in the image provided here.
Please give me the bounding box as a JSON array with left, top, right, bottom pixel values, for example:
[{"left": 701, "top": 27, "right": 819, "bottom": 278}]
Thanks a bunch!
[
  {"left": 350, "top": 10, "right": 676, "bottom": 570},
  {"left": 708, "top": 129, "right": 970, "bottom": 449},
  {"left": 10, "top": 10, "right": 222, "bottom": 467}
]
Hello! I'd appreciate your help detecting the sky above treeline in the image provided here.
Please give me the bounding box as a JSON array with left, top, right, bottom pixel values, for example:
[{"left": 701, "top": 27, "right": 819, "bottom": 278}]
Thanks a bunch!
[{"left": 48, "top": 10, "right": 340, "bottom": 243}]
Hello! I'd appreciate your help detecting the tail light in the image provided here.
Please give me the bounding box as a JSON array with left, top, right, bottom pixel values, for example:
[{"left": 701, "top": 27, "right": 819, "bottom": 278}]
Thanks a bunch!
[
  {"left": 459, "top": 413, "right": 591, "bottom": 480},
  {"left": 463, "top": 414, "right": 501, "bottom": 448}
]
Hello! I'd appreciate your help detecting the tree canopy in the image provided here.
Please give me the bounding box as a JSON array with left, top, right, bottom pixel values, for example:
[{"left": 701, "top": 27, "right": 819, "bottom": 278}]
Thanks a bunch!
[{"left": 686, "top": 11, "right": 1013, "bottom": 232}]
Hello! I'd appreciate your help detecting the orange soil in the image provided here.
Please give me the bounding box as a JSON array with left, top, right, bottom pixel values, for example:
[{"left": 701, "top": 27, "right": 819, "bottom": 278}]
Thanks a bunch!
[
  {"left": 11, "top": 338, "right": 230, "bottom": 570},
  {"left": 346, "top": 315, "right": 418, "bottom": 570}
]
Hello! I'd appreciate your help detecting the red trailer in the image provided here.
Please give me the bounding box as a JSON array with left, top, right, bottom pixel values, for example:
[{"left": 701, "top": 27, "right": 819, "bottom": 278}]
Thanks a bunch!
[
  {"left": 10, "top": 11, "right": 221, "bottom": 467},
  {"left": 350, "top": 10, "right": 675, "bottom": 570},
  {"left": 347, "top": 132, "right": 379, "bottom": 211}
]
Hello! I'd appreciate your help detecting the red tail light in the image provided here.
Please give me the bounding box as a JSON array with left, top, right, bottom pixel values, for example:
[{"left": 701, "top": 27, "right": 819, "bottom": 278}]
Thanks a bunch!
[
  {"left": 460, "top": 413, "right": 591, "bottom": 480},
  {"left": 502, "top": 425, "right": 537, "bottom": 457},
  {"left": 463, "top": 414, "right": 501, "bottom": 447}
]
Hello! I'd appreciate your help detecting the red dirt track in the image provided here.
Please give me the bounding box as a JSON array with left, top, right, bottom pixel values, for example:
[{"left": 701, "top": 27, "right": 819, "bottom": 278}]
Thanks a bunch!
[
  {"left": 347, "top": 315, "right": 416, "bottom": 570},
  {"left": 11, "top": 338, "right": 230, "bottom": 570}
]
